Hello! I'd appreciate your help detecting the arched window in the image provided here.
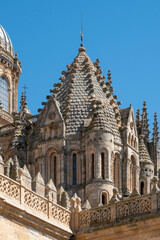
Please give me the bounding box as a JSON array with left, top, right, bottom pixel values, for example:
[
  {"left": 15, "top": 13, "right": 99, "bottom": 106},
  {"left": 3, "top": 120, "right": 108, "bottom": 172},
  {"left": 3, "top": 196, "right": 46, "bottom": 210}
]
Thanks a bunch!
[
  {"left": 0, "top": 77, "right": 8, "bottom": 111},
  {"left": 101, "top": 152, "right": 105, "bottom": 179},
  {"left": 101, "top": 192, "right": 108, "bottom": 205},
  {"left": 73, "top": 153, "right": 77, "bottom": 185},
  {"left": 140, "top": 181, "right": 144, "bottom": 195},
  {"left": 114, "top": 153, "right": 121, "bottom": 190},
  {"left": 91, "top": 153, "right": 94, "bottom": 179},
  {"left": 50, "top": 154, "right": 57, "bottom": 185}
]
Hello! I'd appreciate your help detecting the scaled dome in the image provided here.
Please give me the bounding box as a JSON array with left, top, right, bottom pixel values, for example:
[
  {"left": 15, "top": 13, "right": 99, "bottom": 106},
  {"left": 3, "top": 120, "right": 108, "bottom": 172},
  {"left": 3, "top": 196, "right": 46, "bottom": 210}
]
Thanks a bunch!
[{"left": 0, "top": 25, "right": 14, "bottom": 57}]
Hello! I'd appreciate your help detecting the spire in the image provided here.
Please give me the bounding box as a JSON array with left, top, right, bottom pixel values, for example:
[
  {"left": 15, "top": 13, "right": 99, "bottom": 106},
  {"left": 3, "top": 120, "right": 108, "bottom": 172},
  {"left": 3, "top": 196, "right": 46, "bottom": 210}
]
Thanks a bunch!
[
  {"left": 136, "top": 109, "right": 141, "bottom": 134},
  {"left": 141, "top": 101, "right": 150, "bottom": 142},
  {"left": 19, "top": 91, "right": 31, "bottom": 117},
  {"left": 152, "top": 112, "right": 159, "bottom": 146}
]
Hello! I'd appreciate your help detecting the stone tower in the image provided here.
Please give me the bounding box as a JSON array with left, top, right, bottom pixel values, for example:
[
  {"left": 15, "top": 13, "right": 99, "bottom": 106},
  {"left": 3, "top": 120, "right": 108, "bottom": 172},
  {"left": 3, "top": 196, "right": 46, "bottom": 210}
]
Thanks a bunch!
[
  {"left": 0, "top": 36, "right": 159, "bottom": 209},
  {"left": 0, "top": 25, "right": 22, "bottom": 126}
]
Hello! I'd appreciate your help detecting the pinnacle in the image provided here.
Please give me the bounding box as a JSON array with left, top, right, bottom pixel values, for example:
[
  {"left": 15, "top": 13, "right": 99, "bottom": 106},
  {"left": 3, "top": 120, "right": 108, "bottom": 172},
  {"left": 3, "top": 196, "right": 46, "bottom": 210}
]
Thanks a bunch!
[
  {"left": 152, "top": 112, "right": 159, "bottom": 144},
  {"left": 33, "top": 172, "right": 45, "bottom": 184},
  {"left": 19, "top": 91, "right": 31, "bottom": 116},
  {"left": 140, "top": 101, "right": 150, "bottom": 141}
]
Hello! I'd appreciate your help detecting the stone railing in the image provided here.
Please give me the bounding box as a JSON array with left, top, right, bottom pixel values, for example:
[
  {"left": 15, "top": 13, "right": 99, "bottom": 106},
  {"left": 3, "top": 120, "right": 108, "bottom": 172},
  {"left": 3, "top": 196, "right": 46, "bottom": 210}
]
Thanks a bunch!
[
  {"left": 0, "top": 174, "right": 20, "bottom": 201},
  {"left": 79, "top": 204, "right": 111, "bottom": 230},
  {"left": 0, "top": 173, "right": 71, "bottom": 227},
  {"left": 78, "top": 193, "right": 156, "bottom": 230},
  {"left": 117, "top": 195, "right": 152, "bottom": 219}
]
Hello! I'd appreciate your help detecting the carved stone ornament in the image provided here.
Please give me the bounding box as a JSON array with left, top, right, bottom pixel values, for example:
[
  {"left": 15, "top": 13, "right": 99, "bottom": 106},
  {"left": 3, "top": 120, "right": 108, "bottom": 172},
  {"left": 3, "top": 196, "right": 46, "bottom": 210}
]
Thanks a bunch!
[{"left": 49, "top": 112, "right": 56, "bottom": 120}]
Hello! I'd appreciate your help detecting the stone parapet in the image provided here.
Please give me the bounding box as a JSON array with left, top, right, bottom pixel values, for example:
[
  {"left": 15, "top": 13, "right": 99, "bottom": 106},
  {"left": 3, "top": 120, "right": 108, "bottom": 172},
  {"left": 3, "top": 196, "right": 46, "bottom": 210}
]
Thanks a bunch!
[
  {"left": 0, "top": 173, "right": 72, "bottom": 238},
  {"left": 77, "top": 191, "right": 160, "bottom": 232}
]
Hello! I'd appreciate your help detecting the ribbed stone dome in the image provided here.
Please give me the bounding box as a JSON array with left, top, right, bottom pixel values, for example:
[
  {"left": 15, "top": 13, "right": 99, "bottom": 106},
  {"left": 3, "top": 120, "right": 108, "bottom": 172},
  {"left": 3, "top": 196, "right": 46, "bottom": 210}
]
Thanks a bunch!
[{"left": 0, "top": 25, "right": 14, "bottom": 57}]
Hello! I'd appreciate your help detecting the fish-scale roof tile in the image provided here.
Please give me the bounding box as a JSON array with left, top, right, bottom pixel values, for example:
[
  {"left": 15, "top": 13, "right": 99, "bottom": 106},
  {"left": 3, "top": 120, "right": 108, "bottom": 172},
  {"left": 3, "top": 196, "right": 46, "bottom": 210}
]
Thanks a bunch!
[{"left": 36, "top": 46, "right": 122, "bottom": 140}]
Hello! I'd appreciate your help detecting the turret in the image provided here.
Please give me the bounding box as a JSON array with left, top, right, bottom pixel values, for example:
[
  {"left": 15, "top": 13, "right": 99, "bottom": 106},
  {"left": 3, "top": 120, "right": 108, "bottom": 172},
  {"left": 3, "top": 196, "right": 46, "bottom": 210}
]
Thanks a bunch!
[
  {"left": 0, "top": 25, "right": 22, "bottom": 126},
  {"left": 139, "top": 135, "right": 154, "bottom": 194}
]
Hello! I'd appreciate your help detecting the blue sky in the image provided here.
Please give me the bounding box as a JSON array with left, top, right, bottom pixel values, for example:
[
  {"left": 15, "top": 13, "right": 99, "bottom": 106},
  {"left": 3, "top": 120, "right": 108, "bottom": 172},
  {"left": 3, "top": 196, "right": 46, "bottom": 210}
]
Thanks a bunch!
[{"left": 1, "top": 0, "right": 160, "bottom": 136}]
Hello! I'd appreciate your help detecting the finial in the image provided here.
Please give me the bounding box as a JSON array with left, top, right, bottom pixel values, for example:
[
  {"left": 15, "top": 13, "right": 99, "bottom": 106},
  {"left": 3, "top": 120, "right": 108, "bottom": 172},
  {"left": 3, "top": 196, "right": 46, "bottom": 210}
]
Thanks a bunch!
[
  {"left": 136, "top": 109, "right": 141, "bottom": 134},
  {"left": 80, "top": 13, "right": 83, "bottom": 47},
  {"left": 143, "top": 101, "right": 146, "bottom": 106},
  {"left": 22, "top": 84, "right": 28, "bottom": 97}
]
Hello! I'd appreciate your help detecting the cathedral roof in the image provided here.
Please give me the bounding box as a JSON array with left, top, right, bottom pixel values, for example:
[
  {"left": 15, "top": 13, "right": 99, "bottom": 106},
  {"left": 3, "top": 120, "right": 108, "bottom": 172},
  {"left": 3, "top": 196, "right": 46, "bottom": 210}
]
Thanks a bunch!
[
  {"left": 0, "top": 25, "right": 14, "bottom": 57},
  {"left": 51, "top": 46, "right": 121, "bottom": 140}
]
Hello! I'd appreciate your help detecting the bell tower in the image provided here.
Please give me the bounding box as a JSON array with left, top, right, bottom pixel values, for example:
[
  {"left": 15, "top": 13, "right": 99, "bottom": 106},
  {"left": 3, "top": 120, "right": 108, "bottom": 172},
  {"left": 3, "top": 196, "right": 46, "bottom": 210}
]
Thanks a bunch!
[{"left": 0, "top": 25, "right": 22, "bottom": 126}]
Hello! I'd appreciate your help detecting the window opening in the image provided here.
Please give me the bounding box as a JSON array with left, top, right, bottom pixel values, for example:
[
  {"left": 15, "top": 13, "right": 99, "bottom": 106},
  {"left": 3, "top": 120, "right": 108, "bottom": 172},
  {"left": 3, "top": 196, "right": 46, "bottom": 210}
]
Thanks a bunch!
[
  {"left": 73, "top": 153, "right": 77, "bottom": 185},
  {"left": 101, "top": 152, "right": 105, "bottom": 179},
  {"left": 102, "top": 193, "right": 107, "bottom": 205},
  {"left": 140, "top": 181, "right": 144, "bottom": 195},
  {"left": 0, "top": 77, "right": 8, "bottom": 111}
]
